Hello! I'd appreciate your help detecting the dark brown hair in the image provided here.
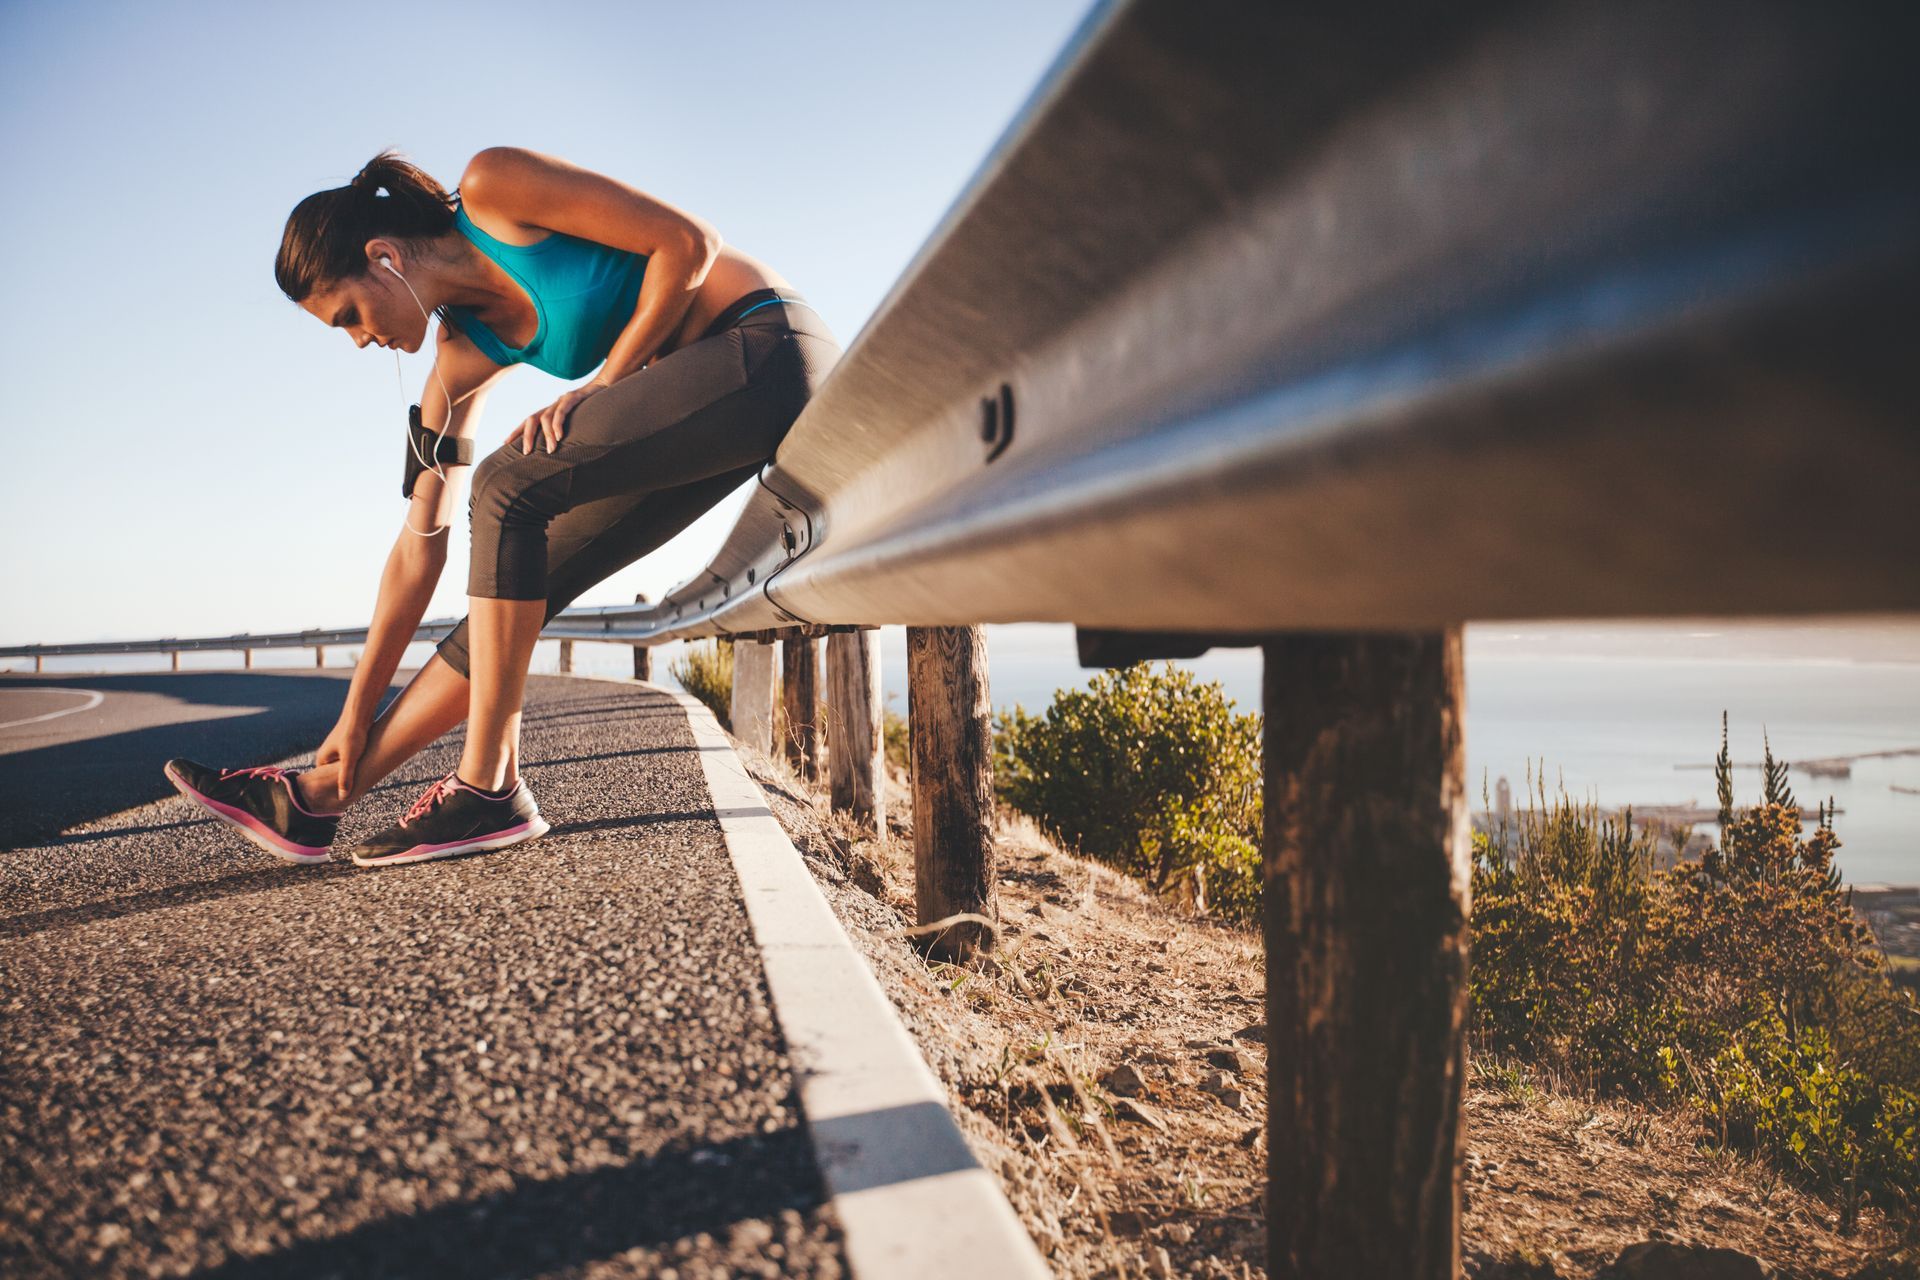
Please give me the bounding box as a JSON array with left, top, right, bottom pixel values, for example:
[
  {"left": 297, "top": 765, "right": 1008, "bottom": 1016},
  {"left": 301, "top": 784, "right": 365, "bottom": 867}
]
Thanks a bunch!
[{"left": 275, "top": 148, "right": 457, "bottom": 303}]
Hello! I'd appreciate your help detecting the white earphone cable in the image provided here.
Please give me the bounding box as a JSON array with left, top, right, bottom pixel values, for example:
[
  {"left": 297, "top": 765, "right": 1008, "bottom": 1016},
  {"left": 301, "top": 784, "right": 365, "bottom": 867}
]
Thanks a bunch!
[{"left": 381, "top": 257, "right": 456, "bottom": 538}]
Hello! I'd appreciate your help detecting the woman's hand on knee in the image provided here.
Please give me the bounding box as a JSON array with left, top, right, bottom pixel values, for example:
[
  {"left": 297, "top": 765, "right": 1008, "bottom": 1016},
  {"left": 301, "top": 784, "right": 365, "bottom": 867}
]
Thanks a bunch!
[{"left": 512, "top": 382, "right": 607, "bottom": 455}]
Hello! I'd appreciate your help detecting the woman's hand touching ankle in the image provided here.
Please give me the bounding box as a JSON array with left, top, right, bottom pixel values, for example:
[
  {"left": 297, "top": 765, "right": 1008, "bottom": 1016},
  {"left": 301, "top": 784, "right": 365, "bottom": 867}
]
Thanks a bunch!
[{"left": 295, "top": 765, "right": 351, "bottom": 816}]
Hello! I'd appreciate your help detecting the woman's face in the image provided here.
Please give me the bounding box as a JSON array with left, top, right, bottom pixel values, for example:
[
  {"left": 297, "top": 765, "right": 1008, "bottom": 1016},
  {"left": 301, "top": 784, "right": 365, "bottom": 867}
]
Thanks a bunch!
[{"left": 300, "top": 249, "right": 428, "bottom": 353}]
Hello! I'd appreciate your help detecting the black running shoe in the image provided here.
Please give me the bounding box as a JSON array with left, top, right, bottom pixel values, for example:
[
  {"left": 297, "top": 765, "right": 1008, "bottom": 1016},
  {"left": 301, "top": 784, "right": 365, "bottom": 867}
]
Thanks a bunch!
[
  {"left": 164, "top": 758, "right": 340, "bottom": 865},
  {"left": 349, "top": 771, "right": 550, "bottom": 868}
]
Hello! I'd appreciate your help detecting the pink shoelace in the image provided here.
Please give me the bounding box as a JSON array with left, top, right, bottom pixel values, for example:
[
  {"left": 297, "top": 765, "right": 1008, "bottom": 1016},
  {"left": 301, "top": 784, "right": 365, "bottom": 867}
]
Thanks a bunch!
[
  {"left": 404, "top": 772, "right": 460, "bottom": 825},
  {"left": 220, "top": 765, "right": 290, "bottom": 783}
]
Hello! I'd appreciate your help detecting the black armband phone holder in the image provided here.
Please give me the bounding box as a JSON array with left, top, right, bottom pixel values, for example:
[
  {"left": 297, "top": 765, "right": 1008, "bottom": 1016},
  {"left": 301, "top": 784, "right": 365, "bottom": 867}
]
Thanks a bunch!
[{"left": 402, "top": 403, "right": 475, "bottom": 499}]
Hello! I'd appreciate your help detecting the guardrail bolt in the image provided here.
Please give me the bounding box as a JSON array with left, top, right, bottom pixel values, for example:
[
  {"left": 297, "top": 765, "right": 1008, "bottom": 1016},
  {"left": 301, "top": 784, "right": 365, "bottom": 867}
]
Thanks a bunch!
[{"left": 980, "top": 383, "right": 1016, "bottom": 461}]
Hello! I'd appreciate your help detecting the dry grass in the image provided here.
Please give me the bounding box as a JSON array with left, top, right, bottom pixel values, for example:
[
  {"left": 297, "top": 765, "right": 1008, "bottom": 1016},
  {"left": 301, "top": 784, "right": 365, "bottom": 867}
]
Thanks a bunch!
[
  {"left": 1459, "top": 1052, "right": 1910, "bottom": 1277},
  {"left": 736, "top": 744, "right": 1912, "bottom": 1280},
  {"left": 742, "top": 747, "right": 1263, "bottom": 1278}
]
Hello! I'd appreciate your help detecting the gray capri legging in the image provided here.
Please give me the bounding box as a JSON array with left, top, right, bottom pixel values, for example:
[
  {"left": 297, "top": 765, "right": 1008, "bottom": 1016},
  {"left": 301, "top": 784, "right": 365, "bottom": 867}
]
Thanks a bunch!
[{"left": 433, "top": 290, "right": 841, "bottom": 679}]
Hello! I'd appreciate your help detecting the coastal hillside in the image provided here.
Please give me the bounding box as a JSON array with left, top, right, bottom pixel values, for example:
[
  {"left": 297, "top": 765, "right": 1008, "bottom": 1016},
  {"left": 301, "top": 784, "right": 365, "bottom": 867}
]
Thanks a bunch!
[{"left": 746, "top": 750, "right": 1916, "bottom": 1279}]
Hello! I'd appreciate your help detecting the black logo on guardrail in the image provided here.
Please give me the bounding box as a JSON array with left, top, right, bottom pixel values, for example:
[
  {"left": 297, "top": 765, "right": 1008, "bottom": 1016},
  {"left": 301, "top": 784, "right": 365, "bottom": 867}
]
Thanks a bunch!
[{"left": 980, "top": 383, "right": 1015, "bottom": 463}]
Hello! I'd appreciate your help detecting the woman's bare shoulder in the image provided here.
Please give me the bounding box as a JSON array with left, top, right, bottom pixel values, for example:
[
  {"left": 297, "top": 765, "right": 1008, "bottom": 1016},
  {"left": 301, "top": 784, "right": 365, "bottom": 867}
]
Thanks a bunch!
[
  {"left": 454, "top": 149, "right": 552, "bottom": 247},
  {"left": 456, "top": 146, "right": 714, "bottom": 256}
]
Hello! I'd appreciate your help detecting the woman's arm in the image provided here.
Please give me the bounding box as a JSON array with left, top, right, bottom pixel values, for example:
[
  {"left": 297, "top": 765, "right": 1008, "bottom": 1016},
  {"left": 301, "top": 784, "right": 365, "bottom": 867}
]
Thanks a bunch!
[
  {"left": 338, "top": 325, "right": 507, "bottom": 726},
  {"left": 460, "top": 146, "right": 722, "bottom": 387},
  {"left": 339, "top": 518, "right": 451, "bottom": 728}
]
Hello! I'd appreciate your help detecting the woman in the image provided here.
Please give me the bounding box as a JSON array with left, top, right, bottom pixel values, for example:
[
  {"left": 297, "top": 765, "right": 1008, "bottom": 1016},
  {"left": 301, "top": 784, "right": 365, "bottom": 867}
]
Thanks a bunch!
[{"left": 163, "top": 147, "right": 841, "bottom": 868}]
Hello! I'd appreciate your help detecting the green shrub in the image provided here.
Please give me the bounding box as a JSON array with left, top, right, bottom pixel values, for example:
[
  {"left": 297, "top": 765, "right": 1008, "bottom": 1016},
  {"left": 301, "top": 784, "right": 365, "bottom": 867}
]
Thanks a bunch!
[
  {"left": 1469, "top": 715, "right": 1920, "bottom": 1221},
  {"left": 1136, "top": 795, "right": 1263, "bottom": 926},
  {"left": 670, "top": 639, "right": 733, "bottom": 731},
  {"left": 991, "top": 662, "right": 1262, "bottom": 924},
  {"left": 1469, "top": 767, "right": 1688, "bottom": 1097},
  {"left": 1697, "top": 1010, "right": 1919, "bottom": 1229}
]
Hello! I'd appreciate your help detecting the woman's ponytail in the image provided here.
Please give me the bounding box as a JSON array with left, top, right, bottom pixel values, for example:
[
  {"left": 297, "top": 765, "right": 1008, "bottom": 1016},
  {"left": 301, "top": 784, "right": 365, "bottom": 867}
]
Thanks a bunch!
[{"left": 275, "top": 147, "right": 458, "bottom": 304}]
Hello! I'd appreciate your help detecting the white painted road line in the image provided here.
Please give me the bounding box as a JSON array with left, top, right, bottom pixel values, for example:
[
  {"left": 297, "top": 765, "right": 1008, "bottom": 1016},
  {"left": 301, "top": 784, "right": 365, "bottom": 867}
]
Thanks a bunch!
[
  {"left": 628, "top": 677, "right": 1050, "bottom": 1280},
  {"left": 0, "top": 688, "right": 105, "bottom": 731}
]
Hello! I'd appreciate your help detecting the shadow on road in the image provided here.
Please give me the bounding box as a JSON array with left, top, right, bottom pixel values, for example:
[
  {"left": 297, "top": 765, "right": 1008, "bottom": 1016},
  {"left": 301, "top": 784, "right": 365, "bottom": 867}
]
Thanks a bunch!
[
  {"left": 0, "top": 674, "right": 697, "bottom": 852},
  {"left": 553, "top": 810, "right": 722, "bottom": 838},
  {"left": 0, "top": 861, "right": 355, "bottom": 941},
  {"left": 0, "top": 673, "right": 401, "bottom": 850},
  {"left": 194, "top": 1127, "right": 825, "bottom": 1279}
]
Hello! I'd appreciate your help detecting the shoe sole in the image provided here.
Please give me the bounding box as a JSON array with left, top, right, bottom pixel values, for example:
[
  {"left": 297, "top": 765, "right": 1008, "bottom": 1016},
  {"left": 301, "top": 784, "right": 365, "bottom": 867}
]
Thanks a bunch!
[
  {"left": 350, "top": 814, "right": 552, "bottom": 868},
  {"left": 165, "top": 762, "right": 333, "bottom": 865}
]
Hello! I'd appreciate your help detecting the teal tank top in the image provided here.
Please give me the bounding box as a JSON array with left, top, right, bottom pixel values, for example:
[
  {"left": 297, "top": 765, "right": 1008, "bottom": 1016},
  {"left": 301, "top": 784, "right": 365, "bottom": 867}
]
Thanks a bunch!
[{"left": 441, "top": 190, "right": 649, "bottom": 379}]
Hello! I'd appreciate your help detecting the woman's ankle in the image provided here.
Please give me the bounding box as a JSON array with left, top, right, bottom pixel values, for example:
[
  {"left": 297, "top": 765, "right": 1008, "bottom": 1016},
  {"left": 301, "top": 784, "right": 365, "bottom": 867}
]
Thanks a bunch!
[{"left": 295, "top": 768, "right": 351, "bottom": 816}]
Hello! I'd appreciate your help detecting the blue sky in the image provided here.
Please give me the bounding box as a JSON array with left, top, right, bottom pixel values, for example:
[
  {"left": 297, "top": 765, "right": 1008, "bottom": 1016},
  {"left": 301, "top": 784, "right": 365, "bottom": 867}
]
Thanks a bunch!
[
  {"left": 0, "top": 0, "right": 1099, "bottom": 645},
  {"left": 2, "top": 0, "right": 1913, "bottom": 670}
]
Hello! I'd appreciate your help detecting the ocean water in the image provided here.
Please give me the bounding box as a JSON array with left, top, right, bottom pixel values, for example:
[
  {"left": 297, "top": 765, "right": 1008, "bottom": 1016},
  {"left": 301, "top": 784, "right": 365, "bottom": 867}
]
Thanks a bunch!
[
  {"left": 19, "top": 624, "right": 1918, "bottom": 885},
  {"left": 1455, "top": 655, "right": 1920, "bottom": 885},
  {"left": 639, "top": 624, "right": 1920, "bottom": 887}
]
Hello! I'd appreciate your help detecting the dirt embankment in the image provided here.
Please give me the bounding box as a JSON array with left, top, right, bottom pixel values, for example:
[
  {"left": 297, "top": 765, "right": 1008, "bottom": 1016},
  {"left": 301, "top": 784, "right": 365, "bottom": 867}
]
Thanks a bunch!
[{"left": 743, "top": 750, "right": 1912, "bottom": 1279}]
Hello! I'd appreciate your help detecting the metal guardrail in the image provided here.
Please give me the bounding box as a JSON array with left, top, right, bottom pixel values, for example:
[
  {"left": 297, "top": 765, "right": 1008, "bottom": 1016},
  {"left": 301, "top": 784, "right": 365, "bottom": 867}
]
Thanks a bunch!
[
  {"left": 0, "top": 612, "right": 667, "bottom": 668},
  {"left": 0, "top": 621, "right": 462, "bottom": 661},
  {"left": 0, "top": 608, "right": 683, "bottom": 669},
  {"left": 617, "top": 0, "right": 1920, "bottom": 645}
]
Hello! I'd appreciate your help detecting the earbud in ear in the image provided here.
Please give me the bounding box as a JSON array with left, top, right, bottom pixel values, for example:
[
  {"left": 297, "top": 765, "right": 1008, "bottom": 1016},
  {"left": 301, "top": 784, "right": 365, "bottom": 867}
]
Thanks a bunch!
[{"left": 379, "top": 255, "right": 399, "bottom": 276}]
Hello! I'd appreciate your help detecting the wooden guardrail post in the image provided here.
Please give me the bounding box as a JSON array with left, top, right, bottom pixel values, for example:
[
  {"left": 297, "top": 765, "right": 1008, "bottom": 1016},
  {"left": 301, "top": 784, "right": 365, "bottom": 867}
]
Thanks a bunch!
[
  {"left": 558, "top": 640, "right": 574, "bottom": 674},
  {"left": 1261, "top": 628, "right": 1469, "bottom": 1280},
  {"left": 170, "top": 652, "right": 181, "bottom": 672},
  {"left": 826, "top": 629, "right": 884, "bottom": 834},
  {"left": 243, "top": 649, "right": 253, "bottom": 670},
  {"left": 314, "top": 646, "right": 325, "bottom": 669},
  {"left": 632, "top": 593, "right": 651, "bottom": 680},
  {"left": 781, "top": 636, "right": 820, "bottom": 780},
  {"left": 730, "top": 639, "right": 776, "bottom": 756},
  {"left": 906, "top": 625, "right": 996, "bottom": 961},
  {"left": 35, "top": 654, "right": 44, "bottom": 673}
]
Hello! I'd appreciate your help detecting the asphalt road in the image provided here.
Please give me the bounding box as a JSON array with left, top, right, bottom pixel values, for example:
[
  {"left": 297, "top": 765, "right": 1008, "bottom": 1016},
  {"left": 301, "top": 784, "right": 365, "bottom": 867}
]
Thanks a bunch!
[
  {"left": 0, "top": 671, "right": 386, "bottom": 850},
  {"left": 0, "top": 673, "right": 847, "bottom": 1279}
]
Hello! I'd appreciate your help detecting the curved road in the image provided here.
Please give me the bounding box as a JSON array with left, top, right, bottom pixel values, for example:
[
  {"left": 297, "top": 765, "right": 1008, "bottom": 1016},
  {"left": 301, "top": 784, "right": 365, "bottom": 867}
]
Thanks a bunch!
[
  {"left": 0, "top": 671, "right": 376, "bottom": 850},
  {"left": 0, "top": 673, "right": 847, "bottom": 1278}
]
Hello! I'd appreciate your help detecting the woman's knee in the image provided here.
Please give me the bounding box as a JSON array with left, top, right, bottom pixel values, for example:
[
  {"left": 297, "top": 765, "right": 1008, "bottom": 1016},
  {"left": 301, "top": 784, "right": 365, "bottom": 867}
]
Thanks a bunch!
[
  {"left": 469, "top": 447, "right": 525, "bottom": 530},
  {"left": 470, "top": 445, "right": 570, "bottom": 533},
  {"left": 468, "top": 449, "right": 576, "bottom": 603}
]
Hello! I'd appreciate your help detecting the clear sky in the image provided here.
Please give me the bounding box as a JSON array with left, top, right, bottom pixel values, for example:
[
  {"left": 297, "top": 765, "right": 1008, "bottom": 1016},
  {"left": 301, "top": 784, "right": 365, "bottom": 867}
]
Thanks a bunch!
[
  {"left": 3, "top": 1, "right": 1913, "bottom": 668},
  {"left": 0, "top": 0, "right": 1099, "bottom": 646}
]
